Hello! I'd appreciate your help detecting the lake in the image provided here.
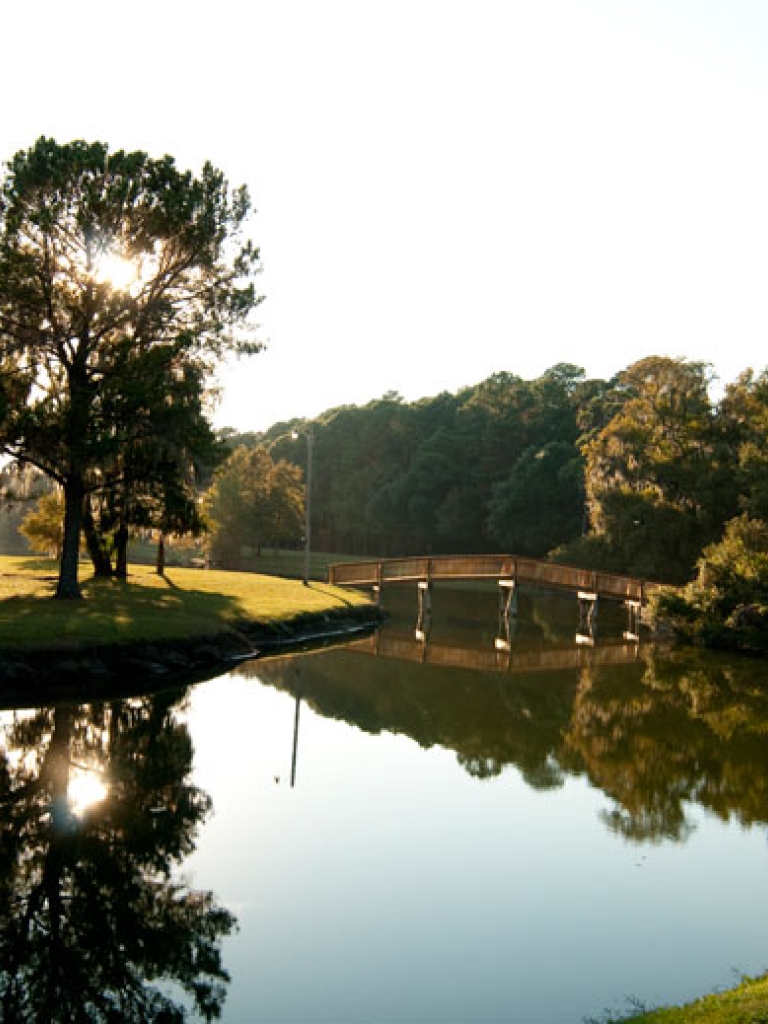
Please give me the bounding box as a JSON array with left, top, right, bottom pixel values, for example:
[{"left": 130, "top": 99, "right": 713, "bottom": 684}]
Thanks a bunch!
[{"left": 1, "top": 584, "right": 768, "bottom": 1023}]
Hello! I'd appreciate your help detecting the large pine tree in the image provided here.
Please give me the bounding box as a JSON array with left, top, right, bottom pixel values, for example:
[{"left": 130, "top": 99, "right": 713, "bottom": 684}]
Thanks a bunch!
[{"left": 0, "top": 138, "right": 262, "bottom": 597}]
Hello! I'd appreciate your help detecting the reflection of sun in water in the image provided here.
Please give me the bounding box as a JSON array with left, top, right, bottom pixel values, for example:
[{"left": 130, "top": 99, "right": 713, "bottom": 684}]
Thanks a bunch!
[{"left": 68, "top": 768, "right": 108, "bottom": 817}]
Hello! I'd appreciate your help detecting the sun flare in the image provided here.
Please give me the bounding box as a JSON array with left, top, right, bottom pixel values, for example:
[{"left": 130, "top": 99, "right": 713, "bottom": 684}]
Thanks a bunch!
[{"left": 94, "top": 252, "right": 140, "bottom": 292}]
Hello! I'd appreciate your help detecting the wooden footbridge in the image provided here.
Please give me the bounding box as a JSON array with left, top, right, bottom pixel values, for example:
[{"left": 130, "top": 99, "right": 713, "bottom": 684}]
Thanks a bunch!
[
  {"left": 328, "top": 554, "right": 655, "bottom": 641},
  {"left": 329, "top": 554, "right": 648, "bottom": 602}
]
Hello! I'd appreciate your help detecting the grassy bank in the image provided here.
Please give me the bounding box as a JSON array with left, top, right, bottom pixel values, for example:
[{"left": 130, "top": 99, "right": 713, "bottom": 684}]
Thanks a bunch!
[
  {"left": 127, "top": 541, "right": 365, "bottom": 582},
  {"left": 602, "top": 973, "right": 768, "bottom": 1023},
  {"left": 0, "top": 556, "right": 374, "bottom": 649}
]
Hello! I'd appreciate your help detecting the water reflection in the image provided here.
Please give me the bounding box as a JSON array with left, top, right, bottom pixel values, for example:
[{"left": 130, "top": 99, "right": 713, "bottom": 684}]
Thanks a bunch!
[
  {"left": 2, "top": 588, "right": 768, "bottom": 1021},
  {"left": 0, "top": 689, "right": 235, "bottom": 1022},
  {"left": 241, "top": 587, "right": 768, "bottom": 846},
  {"left": 569, "top": 648, "right": 768, "bottom": 842}
]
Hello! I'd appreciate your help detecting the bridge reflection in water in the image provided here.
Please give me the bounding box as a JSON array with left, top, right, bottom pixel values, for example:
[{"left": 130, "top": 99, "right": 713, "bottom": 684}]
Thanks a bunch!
[{"left": 345, "top": 626, "right": 649, "bottom": 674}]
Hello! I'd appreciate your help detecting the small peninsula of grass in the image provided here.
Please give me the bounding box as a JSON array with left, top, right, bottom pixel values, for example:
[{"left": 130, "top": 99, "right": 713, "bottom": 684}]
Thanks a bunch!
[
  {"left": 0, "top": 557, "right": 376, "bottom": 667},
  {"left": 601, "top": 972, "right": 768, "bottom": 1023}
]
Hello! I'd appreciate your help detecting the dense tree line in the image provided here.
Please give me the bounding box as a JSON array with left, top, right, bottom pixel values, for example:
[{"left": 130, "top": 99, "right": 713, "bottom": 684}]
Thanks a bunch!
[
  {"left": 261, "top": 364, "right": 590, "bottom": 559},
  {"left": 221, "top": 355, "right": 768, "bottom": 586}
]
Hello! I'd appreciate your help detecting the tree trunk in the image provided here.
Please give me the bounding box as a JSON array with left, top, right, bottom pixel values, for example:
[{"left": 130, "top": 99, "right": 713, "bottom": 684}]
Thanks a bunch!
[
  {"left": 156, "top": 533, "right": 165, "bottom": 575},
  {"left": 114, "top": 523, "right": 129, "bottom": 580},
  {"left": 55, "top": 479, "right": 84, "bottom": 599},
  {"left": 82, "top": 502, "right": 113, "bottom": 578}
]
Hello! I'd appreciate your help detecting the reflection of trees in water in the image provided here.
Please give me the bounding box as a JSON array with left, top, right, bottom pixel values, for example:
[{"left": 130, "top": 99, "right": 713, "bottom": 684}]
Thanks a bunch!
[
  {"left": 457, "top": 750, "right": 566, "bottom": 789},
  {"left": 565, "top": 650, "right": 768, "bottom": 843},
  {"left": 245, "top": 652, "right": 577, "bottom": 794},
  {"left": 249, "top": 640, "right": 768, "bottom": 845},
  {"left": 0, "top": 689, "right": 235, "bottom": 1022},
  {"left": 456, "top": 755, "right": 504, "bottom": 780}
]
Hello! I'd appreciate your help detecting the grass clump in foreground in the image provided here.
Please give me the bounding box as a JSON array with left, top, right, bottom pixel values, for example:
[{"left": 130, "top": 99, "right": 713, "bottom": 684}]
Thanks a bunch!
[
  {"left": 0, "top": 556, "right": 374, "bottom": 649},
  {"left": 596, "top": 973, "right": 768, "bottom": 1023}
]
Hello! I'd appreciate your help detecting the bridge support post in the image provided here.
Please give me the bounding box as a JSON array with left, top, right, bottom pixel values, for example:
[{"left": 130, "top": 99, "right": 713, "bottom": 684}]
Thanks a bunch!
[
  {"left": 576, "top": 590, "right": 598, "bottom": 645},
  {"left": 499, "top": 579, "right": 518, "bottom": 620},
  {"left": 416, "top": 580, "right": 432, "bottom": 642},
  {"left": 496, "top": 580, "right": 518, "bottom": 652},
  {"left": 624, "top": 599, "right": 641, "bottom": 642}
]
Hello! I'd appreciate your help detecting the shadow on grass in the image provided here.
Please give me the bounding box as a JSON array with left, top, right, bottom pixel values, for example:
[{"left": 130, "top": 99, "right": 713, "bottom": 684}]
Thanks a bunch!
[
  {"left": 304, "top": 582, "right": 360, "bottom": 609},
  {"left": 0, "top": 578, "right": 246, "bottom": 647},
  {"left": 1, "top": 557, "right": 60, "bottom": 579},
  {"left": 155, "top": 571, "right": 181, "bottom": 591}
]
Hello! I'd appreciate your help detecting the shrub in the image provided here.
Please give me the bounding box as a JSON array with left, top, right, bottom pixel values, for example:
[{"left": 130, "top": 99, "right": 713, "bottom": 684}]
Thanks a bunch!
[{"left": 657, "top": 515, "right": 768, "bottom": 651}]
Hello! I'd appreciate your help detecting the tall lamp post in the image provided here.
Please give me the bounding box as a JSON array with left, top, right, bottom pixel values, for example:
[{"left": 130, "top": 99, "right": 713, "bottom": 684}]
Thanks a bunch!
[{"left": 292, "top": 427, "right": 314, "bottom": 585}]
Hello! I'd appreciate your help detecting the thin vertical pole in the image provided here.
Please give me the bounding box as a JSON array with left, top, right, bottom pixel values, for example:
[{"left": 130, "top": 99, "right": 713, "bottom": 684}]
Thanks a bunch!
[
  {"left": 303, "top": 428, "right": 313, "bottom": 586},
  {"left": 290, "top": 695, "right": 301, "bottom": 788}
]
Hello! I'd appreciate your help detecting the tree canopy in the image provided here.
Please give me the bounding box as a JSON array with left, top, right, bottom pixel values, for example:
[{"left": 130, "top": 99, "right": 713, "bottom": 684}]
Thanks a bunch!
[
  {"left": 220, "top": 354, "right": 768, "bottom": 589},
  {"left": 0, "top": 137, "right": 261, "bottom": 596},
  {"left": 204, "top": 445, "right": 304, "bottom": 565}
]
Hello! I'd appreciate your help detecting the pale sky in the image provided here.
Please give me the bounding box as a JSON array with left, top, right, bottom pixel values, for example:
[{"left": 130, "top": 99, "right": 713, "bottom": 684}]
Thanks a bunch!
[{"left": 2, "top": 0, "right": 768, "bottom": 430}]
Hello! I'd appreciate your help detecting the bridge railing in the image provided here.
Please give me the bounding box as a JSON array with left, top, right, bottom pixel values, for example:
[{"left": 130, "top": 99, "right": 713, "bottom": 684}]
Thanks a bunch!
[{"left": 328, "top": 554, "right": 649, "bottom": 603}]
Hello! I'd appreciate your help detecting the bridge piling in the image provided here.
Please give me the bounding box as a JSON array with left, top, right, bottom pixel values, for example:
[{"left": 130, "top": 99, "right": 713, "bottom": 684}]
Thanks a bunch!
[
  {"left": 577, "top": 591, "right": 599, "bottom": 645},
  {"left": 624, "top": 599, "right": 641, "bottom": 642},
  {"left": 416, "top": 580, "right": 432, "bottom": 642},
  {"left": 497, "top": 579, "right": 518, "bottom": 651},
  {"left": 499, "top": 579, "right": 518, "bottom": 621}
]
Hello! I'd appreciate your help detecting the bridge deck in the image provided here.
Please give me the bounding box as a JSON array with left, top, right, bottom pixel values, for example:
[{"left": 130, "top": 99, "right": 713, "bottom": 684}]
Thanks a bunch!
[{"left": 328, "top": 554, "right": 650, "bottom": 603}]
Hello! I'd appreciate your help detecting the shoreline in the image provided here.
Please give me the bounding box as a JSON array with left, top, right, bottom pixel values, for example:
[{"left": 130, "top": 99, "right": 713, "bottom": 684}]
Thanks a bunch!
[{"left": 0, "top": 602, "right": 383, "bottom": 708}]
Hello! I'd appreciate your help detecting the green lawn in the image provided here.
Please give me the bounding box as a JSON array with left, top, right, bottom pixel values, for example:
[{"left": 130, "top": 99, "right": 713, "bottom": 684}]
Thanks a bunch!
[
  {"left": 127, "top": 540, "right": 366, "bottom": 581},
  {"left": 0, "top": 556, "right": 374, "bottom": 649}
]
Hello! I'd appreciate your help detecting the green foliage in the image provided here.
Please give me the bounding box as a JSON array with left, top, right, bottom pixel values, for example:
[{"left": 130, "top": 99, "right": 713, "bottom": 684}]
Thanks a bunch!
[
  {"left": 720, "top": 368, "right": 768, "bottom": 522},
  {"left": 85, "top": 350, "right": 227, "bottom": 577},
  {"left": 658, "top": 515, "right": 768, "bottom": 651},
  {"left": 0, "top": 137, "right": 262, "bottom": 597},
  {"left": 548, "top": 532, "right": 623, "bottom": 572},
  {"left": 265, "top": 365, "right": 591, "bottom": 558},
  {"left": 18, "top": 491, "right": 65, "bottom": 557},
  {"left": 204, "top": 445, "right": 304, "bottom": 565},
  {"left": 583, "top": 357, "right": 733, "bottom": 581},
  {"left": 0, "top": 467, "right": 48, "bottom": 555},
  {"left": 487, "top": 441, "right": 584, "bottom": 556}
]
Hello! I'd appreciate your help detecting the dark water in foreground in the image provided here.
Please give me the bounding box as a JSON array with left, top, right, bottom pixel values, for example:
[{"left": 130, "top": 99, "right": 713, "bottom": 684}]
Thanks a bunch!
[{"left": 2, "top": 585, "right": 768, "bottom": 1022}]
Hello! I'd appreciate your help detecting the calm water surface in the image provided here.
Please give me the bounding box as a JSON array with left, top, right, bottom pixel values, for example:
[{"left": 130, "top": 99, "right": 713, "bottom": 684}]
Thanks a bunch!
[{"left": 2, "top": 586, "right": 768, "bottom": 1023}]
